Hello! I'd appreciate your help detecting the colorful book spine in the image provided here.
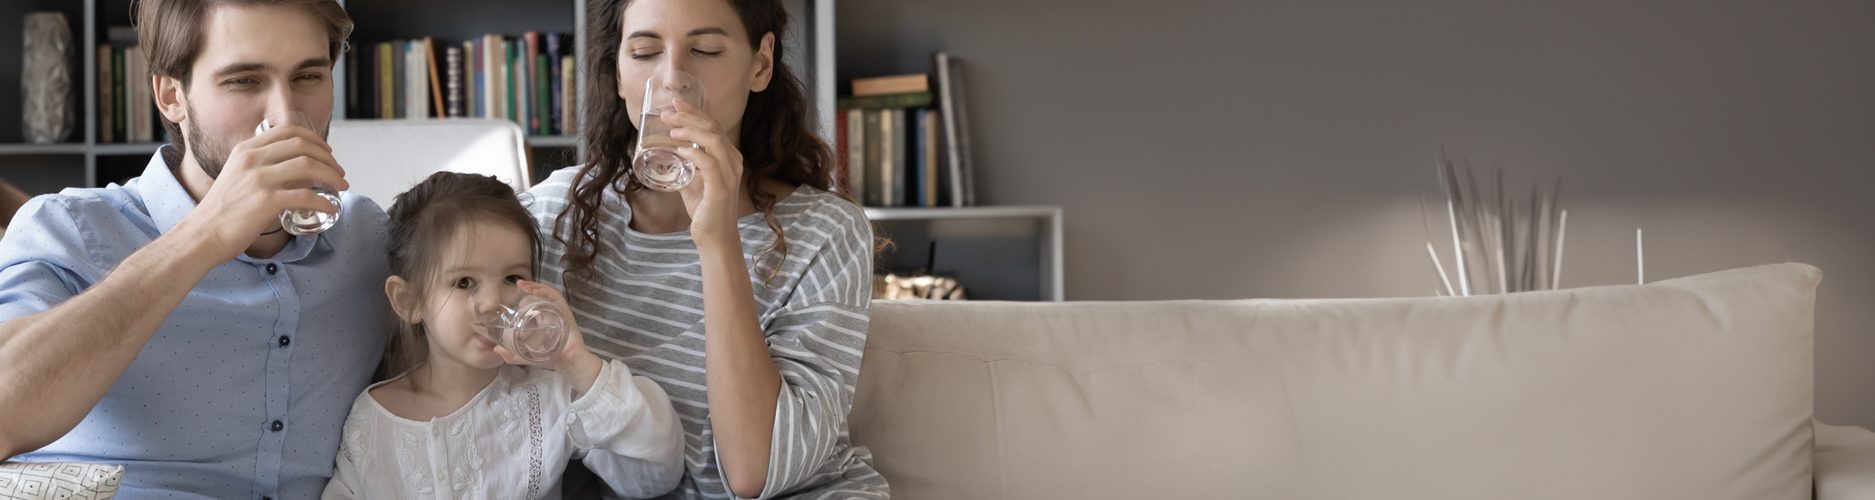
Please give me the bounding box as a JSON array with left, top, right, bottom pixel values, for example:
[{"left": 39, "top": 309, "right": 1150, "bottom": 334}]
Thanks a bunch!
[
  {"left": 97, "top": 44, "right": 113, "bottom": 143},
  {"left": 445, "top": 45, "right": 463, "bottom": 118},
  {"left": 378, "top": 42, "right": 394, "bottom": 120},
  {"left": 546, "top": 34, "right": 563, "bottom": 135},
  {"left": 561, "top": 54, "right": 576, "bottom": 135},
  {"left": 112, "top": 47, "right": 124, "bottom": 142},
  {"left": 846, "top": 109, "right": 865, "bottom": 203},
  {"left": 523, "top": 32, "right": 540, "bottom": 134},
  {"left": 425, "top": 37, "right": 444, "bottom": 118}
]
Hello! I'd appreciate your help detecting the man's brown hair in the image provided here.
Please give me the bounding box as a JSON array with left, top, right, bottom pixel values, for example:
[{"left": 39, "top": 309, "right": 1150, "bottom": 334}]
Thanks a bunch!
[{"left": 133, "top": 0, "right": 352, "bottom": 145}]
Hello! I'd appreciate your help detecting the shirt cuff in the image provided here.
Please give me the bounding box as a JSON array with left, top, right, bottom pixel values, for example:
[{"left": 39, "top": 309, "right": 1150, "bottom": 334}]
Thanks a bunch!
[{"left": 566, "top": 359, "right": 638, "bottom": 450}]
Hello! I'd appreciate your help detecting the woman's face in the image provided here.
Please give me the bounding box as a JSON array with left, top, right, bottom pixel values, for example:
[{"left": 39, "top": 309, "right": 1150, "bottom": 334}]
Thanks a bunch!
[{"left": 616, "top": 0, "right": 775, "bottom": 140}]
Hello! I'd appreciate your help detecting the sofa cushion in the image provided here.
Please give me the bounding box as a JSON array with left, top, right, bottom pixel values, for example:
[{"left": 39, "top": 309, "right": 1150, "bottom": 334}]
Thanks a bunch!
[
  {"left": 0, "top": 461, "right": 122, "bottom": 499},
  {"left": 851, "top": 263, "right": 1819, "bottom": 500}
]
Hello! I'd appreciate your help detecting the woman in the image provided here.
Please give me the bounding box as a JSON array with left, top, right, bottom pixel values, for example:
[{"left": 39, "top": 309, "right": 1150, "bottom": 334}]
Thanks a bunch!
[{"left": 525, "top": 0, "right": 887, "bottom": 498}]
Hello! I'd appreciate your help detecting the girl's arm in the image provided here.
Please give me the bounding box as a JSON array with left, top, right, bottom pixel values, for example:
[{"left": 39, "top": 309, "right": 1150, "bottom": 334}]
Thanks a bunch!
[
  {"left": 321, "top": 408, "right": 371, "bottom": 500},
  {"left": 568, "top": 360, "right": 687, "bottom": 498}
]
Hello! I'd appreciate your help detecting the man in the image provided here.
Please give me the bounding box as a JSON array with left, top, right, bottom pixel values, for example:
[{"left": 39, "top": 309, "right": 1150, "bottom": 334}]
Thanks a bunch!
[{"left": 0, "top": 0, "right": 389, "bottom": 497}]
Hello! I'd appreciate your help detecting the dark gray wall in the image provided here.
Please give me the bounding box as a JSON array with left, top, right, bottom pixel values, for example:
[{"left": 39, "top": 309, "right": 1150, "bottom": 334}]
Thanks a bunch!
[{"left": 840, "top": 1, "right": 1875, "bottom": 428}]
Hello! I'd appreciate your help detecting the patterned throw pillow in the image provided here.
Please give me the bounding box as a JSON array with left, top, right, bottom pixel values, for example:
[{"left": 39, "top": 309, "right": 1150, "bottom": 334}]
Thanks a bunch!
[{"left": 0, "top": 461, "right": 122, "bottom": 500}]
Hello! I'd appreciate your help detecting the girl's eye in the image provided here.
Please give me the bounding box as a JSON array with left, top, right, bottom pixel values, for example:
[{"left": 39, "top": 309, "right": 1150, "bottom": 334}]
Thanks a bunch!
[
  {"left": 692, "top": 49, "right": 723, "bottom": 57},
  {"left": 630, "top": 51, "right": 660, "bottom": 61},
  {"left": 454, "top": 277, "right": 476, "bottom": 289},
  {"left": 505, "top": 275, "right": 525, "bottom": 284}
]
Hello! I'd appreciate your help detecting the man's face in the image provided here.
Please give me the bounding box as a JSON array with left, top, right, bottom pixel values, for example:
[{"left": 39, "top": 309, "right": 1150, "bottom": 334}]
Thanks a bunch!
[{"left": 174, "top": 4, "right": 334, "bottom": 178}]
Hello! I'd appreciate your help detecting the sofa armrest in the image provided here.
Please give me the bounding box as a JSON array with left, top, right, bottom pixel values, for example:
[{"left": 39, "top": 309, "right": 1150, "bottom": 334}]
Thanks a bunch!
[{"left": 1817, "top": 420, "right": 1875, "bottom": 499}]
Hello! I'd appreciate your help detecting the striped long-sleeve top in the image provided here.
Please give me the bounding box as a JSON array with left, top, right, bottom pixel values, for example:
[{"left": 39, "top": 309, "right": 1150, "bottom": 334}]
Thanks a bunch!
[{"left": 525, "top": 169, "right": 888, "bottom": 500}]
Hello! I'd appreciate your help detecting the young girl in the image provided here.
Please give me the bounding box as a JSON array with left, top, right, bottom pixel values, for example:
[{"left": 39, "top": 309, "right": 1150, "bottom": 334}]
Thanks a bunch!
[{"left": 323, "top": 172, "right": 685, "bottom": 499}]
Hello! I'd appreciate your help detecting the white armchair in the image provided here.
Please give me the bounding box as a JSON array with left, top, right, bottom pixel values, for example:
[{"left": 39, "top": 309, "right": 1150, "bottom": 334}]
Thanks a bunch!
[{"left": 326, "top": 119, "right": 534, "bottom": 208}]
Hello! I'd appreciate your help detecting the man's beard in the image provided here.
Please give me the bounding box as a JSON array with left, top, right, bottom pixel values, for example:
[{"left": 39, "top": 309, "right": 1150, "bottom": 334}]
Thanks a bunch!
[
  {"left": 184, "top": 105, "right": 327, "bottom": 179},
  {"left": 184, "top": 109, "right": 235, "bottom": 179}
]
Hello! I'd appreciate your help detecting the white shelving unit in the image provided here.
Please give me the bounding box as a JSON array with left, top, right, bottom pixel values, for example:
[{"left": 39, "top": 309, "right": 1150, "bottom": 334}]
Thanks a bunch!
[
  {"left": 2, "top": 0, "right": 1064, "bottom": 300},
  {"left": 866, "top": 206, "right": 1064, "bottom": 301}
]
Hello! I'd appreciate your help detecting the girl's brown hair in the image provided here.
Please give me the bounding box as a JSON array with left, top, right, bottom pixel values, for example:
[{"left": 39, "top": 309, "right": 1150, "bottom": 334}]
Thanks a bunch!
[
  {"left": 556, "top": 0, "right": 836, "bottom": 281},
  {"left": 379, "top": 172, "right": 541, "bottom": 382}
]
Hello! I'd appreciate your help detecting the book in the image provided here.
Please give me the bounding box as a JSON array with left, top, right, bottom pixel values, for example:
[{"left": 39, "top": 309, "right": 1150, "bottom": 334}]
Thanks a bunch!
[
  {"left": 507, "top": 39, "right": 520, "bottom": 128},
  {"left": 834, "top": 108, "right": 849, "bottom": 194},
  {"left": 561, "top": 54, "right": 576, "bottom": 134},
  {"left": 126, "top": 46, "right": 150, "bottom": 142},
  {"left": 536, "top": 53, "right": 550, "bottom": 135},
  {"left": 920, "top": 109, "right": 939, "bottom": 207},
  {"left": 846, "top": 108, "right": 866, "bottom": 204},
  {"left": 512, "top": 39, "right": 524, "bottom": 129},
  {"left": 461, "top": 40, "right": 476, "bottom": 118},
  {"left": 379, "top": 42, "right": 394, "bottom": 119},
  {"left": 345, "top": 47, "right": 358, "bottom": 118},
  {"left": 112, "top": 48, "right": 124, "bottom": 142},
  {"left": 359, "top": 43, "right": 375, "bottom": 118},
  {"left": 425, "top": 37, "right": 444, "bottom": 118},
  {"left": 887, "top": 108, "right": 907, "bottom": 206},
  {"left": 853, "top": 73, "right": 928, "bottom": 96},
  {"left": 524, "top": 32, "right": 541, "bottom": 133},
  {"left": 934, "top": 52, "right": 975, "bottom": 207},
  {"left": 836, "top": 92, "right": 932, "bottom": 110},
  {"left": 862, "top": 110, "right": 883, "bottom": 206},
  {"left": 98, "top": 44, "right": 113, "bottom": 143},
  {"left": 445, "top": 45, "right": 463, "bottom": 118},
  {"left": 546, "top": 34, "right": 564, "bottom": 135},
  {"left": 487, "top": 35, "right": 502, "bottom": 122},
  {"left": 908, "top": 108, "right": 923, "bottom": 206}
]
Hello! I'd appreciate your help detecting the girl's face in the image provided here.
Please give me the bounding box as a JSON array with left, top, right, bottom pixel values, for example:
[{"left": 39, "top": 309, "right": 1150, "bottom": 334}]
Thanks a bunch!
[
  {"left": 615, "top": 0, "right": 775, "bottom": 139},
  {"left": 397, "top": 219, "right": 536, "bottom": 371}
]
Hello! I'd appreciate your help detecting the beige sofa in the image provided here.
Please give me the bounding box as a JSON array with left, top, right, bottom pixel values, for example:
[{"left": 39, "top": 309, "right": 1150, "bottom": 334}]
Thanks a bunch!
[{"left": 851, "top": 263, "right": 1875, "bottom": 499}]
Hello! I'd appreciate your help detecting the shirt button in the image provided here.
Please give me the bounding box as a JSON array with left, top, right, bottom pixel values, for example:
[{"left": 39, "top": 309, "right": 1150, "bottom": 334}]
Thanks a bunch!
[
  {"left": 270, "top": 420, "right": 284, "bottom": 432},
  {"left": 277, "top": 336, "right": 291, "bottom": 347},
  {"left": 265, "top": 263, "right": 278, "bottom": 275}
]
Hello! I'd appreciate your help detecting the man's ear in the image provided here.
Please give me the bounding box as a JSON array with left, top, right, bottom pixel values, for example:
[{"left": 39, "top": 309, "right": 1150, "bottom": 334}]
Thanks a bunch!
[
  {"left": 385, "top": 276, "right": 424, "bottom": 326},
  {"left": 154, "top": 74, "right": 189, "bottom": 127},
  {"left": 750, "top": 32, "right": 775, "bottom": 93}
]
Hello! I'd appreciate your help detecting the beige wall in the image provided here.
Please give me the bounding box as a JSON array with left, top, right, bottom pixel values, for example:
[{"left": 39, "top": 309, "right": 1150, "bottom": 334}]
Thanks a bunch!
[{"left": 839, "top": 0, "right": 1875, "bottom": 427}]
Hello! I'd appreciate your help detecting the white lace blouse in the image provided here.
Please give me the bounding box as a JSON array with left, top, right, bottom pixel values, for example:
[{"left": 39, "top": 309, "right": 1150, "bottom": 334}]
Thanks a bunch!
[{"left": 321, "top": 361, "right": 685, "bottom": 499}]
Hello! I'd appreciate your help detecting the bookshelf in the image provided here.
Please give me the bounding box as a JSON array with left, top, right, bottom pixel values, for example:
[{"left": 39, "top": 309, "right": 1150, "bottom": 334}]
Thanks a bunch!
[
  {"left": 1, "top": 0, "right": 1062, "bottom": 301},
  {"left": 0, "top": 0, "right": 834, "bottom": 188}
]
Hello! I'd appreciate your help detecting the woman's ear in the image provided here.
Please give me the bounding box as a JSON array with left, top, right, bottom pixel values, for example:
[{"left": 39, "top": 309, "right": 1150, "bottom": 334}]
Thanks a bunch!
[
  {"left": 750, "top": 32, "right": 775, "bottom": 93},
  {"left": 154, "top": 74, "right": 188, "bottom": 129},
  {"left": 385, "top": 276, "right": 423, "bottom": 326}
]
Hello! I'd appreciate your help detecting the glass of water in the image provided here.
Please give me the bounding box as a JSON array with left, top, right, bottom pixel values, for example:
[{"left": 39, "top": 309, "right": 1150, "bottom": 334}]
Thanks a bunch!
[
  {"left": 253, "top": 111, "right": 341, "bottom": 235},
  {"left": 632, "top": 69, "right": 706, "bottom": 192},
  {"left": 471, "top": 292, "right": 570, "bottom": 365}
]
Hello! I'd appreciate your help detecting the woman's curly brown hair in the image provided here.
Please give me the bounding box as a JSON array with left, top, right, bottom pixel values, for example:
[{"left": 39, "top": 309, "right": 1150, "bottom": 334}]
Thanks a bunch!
[{"left": 556, "top": 0, "right": 840, "bottom": 282}]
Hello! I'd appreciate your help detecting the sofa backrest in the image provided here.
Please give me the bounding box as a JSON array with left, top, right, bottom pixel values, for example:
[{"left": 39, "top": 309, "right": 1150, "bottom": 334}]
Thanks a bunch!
[{"left": 851, "top": 264, "right": 1819, "bottom": 500}]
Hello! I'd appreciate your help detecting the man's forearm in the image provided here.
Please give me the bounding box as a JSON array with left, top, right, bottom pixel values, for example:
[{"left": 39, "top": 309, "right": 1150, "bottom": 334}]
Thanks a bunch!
[{"left": 0, "top": 230, "right": 222, "bottom": 458}]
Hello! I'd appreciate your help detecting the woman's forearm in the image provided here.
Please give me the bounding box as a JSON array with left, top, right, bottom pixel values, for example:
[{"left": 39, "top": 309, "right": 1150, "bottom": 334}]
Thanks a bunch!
[{"left": 697, "top": 234, "right": 781, "bottom": 498}]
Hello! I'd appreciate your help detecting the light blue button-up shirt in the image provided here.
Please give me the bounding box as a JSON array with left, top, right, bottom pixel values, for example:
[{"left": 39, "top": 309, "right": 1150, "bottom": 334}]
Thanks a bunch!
[{"left": 0, "top": 146, "right": 393, "bottom": 499}]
